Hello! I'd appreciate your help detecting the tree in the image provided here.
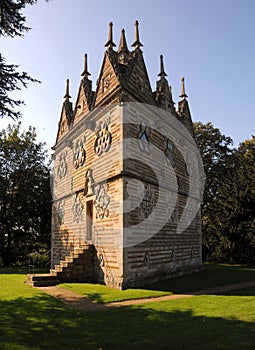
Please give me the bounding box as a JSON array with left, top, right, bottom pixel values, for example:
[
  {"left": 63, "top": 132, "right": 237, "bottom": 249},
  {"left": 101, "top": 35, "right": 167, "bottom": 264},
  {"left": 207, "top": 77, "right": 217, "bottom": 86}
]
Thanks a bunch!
[
  {"left": 213, "top": 137, "right": 255, "bottom": 264},
  {"left": 0, "top": 0, "right": 49, "bottom": 119},
  {"left": 194, "top": 122, "right": 234, "bottom": 261},
  {"left": 0, "top": 54, "right": 39, "bottom": 120},
  {"left": 194, "top": 122, "right": 255, "bottom": 264},
  {"left": 0, "top": 123, "right": 51, "bottom": 265}
]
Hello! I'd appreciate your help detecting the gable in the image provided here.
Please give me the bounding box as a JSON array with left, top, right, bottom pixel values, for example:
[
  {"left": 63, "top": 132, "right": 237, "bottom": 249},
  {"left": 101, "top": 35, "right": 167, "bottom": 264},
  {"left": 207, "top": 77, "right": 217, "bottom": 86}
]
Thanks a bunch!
[
  {"left": 73, "top": 80, "right": 92, "bottom": 124},
  {"left": 126, "top": 51, "right": 154, "bottom": 104},
  {"left": 93, "top": 52, "right": 121, "bottom": 108},
  {"left": 55, "top": 101, "right": 73, "bottom": 146}
]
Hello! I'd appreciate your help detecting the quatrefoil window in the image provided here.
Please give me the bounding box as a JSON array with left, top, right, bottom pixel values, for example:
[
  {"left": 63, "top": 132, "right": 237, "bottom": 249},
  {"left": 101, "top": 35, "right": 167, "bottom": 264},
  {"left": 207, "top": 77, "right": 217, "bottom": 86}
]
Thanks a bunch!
[{"left": 74, "top": 138, "right": 86, "bottom": 169}]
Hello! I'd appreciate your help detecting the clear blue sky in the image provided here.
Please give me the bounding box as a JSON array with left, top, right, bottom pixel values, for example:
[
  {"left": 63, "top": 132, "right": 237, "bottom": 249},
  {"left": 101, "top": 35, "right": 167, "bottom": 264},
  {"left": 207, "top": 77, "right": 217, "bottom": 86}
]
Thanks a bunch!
[{"left": 1, "top": 0, "right": 255, "bottom": 153}]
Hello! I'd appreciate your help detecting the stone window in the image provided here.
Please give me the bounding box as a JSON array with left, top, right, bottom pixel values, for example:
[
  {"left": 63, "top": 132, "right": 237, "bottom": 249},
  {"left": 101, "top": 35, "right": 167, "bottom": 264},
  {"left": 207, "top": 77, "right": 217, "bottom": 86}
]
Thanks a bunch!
[
  {"left": 165, "top": 138, "right": 176, "bottom": 166},
  {"left": 138, "top": 122, "right": 151, "bottom": 153}
]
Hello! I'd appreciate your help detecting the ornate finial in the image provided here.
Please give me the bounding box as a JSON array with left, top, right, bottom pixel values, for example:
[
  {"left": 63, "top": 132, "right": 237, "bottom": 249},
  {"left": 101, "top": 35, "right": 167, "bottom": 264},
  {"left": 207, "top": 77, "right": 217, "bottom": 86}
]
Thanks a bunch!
[
  {"left": 118, "top": 29, "right": 129, "bottom": 53},
  {"left": 131, "top": 20, "right": 143, "bottom": 49},
  {"left": 180, "top": 77, "right": 188, "bottom": 100},
  {"left": 81, "top": 53, "right": 91, "bottom": 78},
  {"left": 64, "top": 79, "right": 71, "bottom": 100},
  {"left": 105, "top": 21, "right": 116, "bottom": 49},
  {"left": 158, "top": 54, "right": 167, "bottom": 78}
]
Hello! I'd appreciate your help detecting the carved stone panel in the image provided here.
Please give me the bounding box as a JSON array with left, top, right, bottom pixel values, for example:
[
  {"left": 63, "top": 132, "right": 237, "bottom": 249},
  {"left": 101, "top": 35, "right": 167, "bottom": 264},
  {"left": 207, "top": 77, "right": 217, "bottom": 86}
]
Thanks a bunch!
[
  {"left": 94, "top": 183, "right": 110, "bottom": 219},
  {"left": 84, "top": 169, "right": 94, "bottom": 197},
  {"left": 74, "top": 136, "right": 86, "bottom": 169},
  {"left": 56, "top": 200, "right": 65, "bottom": 226},
  {"left": 94, "top": 118, "right": 112, "bottom": 156},
  {"left": 138, "top": 183, "right": 154, "bottom": 219},
  {"left": 72, "top": 194, "right": 83, "bottom": 223},
  {"left": 143, "top": 252, "right": 150, "bottom": 266},
  {"left": 57, "top": 152, "right": 67, "bottom": 179},
  {"left": 167, "top": 191, "right": 178, "bottom": 223}
]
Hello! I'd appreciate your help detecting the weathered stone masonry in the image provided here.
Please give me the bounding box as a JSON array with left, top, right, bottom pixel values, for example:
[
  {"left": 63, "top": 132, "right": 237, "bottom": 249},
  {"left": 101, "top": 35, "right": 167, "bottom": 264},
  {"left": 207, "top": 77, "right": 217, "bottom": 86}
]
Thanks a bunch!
[{"left": 28, "top": 21, "right": 202, "bottom": 289}]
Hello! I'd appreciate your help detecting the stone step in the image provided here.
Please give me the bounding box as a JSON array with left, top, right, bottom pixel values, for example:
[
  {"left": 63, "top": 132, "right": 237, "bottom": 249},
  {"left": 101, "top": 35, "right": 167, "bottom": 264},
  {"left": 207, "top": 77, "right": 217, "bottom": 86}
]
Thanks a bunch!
[
  {"left": 49, "top": 269, "right": 58, "bottom": 276},
  {"left": 32, "top": 279, "right": 60, "bottom": 287},
  {"left": 73, "top": 248, "right": 86, "bottom": 255},
  {"left": 68, "top": 253, "right": 80, "bottom": 259},
  {"left": 60, "top": 261, "right": 68, "bottom": 268},
  {"left": 65, "top": 256, "right": 74, "bottom": 263},
  {"left": 54, "top": 265, "right": 62, "bottom": 272},
  {"left": 27, "top": 243, "right": 95, "bottom": 286},
  {"left": 27, "top": 273, "right": 60, "bottom": 287}
]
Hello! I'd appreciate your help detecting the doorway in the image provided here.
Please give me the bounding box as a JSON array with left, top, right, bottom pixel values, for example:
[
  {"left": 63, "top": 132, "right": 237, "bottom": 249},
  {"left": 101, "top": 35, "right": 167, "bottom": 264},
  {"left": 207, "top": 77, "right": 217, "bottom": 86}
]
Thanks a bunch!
[{"left": 86, "top": 200, "right": 93, "bottom": 241}]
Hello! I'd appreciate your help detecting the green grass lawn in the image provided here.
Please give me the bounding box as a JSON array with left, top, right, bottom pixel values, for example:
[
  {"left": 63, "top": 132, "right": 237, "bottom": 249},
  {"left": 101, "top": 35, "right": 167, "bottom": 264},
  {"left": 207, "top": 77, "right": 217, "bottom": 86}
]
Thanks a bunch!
[
  {"left": 0, "top": 265, "right": 255, "bottom": 349},
  {"left": 60, "top": 264, "right": 255, "bottom": 303},
  {"left": 60, "top": 283, "right": 172, "bottom": 303}
]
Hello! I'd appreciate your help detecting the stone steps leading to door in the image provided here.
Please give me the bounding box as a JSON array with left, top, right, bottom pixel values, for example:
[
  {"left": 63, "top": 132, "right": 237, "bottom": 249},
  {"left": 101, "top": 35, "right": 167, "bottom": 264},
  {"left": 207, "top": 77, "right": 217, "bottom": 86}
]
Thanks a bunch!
[{"left": 27, "top": 243, "right": 95, "bottom": 287}]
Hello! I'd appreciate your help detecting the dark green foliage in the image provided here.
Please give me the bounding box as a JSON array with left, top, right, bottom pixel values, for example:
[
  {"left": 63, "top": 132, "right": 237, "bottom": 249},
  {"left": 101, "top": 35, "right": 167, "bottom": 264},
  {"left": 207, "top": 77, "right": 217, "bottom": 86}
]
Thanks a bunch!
[
  {"left": 0, "top": 0, "right": 49, "bottom": 37},
  {"left": 213, "top": 138, "right": 255, "bottom": 264},
  {"left": 0, "top": 54, "right": 39, "bottom": 120},
  {"left": 0, "top": 123, "right": 51, "bottom": 265},
  {"left": 0, "top": 0, "right": 48, "bottom": 119},
  {"left": 194, "top": 122, "right": 255, "bottom": 264}
]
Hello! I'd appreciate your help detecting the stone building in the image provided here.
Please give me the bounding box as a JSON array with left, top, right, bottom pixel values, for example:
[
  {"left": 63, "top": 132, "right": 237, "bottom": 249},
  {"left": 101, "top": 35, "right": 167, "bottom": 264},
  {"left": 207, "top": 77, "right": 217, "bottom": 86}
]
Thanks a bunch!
[{"left": 28, "top": 21, "right": 203, "bottom": 289}]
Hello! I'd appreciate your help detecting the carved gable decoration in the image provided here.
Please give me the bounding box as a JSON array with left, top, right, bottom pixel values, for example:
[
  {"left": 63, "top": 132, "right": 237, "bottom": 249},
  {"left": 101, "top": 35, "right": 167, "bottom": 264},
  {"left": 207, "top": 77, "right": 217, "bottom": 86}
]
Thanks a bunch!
[
  {"left": 74, "top": 88, "right": 88, "bottom": 121},
  {"left": 55, "top": 108, "right": 71, "bottom": 144},
  {"left": 73, "top": 82, "right": 94, "bottom": 123},
  {"left": 55, "top": 80, "right": 73, "bottom": 145},
  {"left": 127, "top": 52, "right": 154, "bottom": 104},
  {"left": 93, "top": 53, "right": 119, "bottom": 108},
  {"left": 102, "top": 73, "right": 111, "bottom": 93},
  {"left": 94, "top": 183, "right": 110, "bottom": 219}
]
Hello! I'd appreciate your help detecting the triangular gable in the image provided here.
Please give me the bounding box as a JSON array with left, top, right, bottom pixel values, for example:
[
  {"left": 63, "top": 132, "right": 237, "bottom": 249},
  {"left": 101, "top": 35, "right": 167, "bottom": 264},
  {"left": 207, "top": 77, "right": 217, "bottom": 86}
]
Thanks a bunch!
[
  {"left": 54, "top": 101, "right": 73, "bottom": 146},
  {"left": 73, "top": 79, "right": 93, "bottom": 124},
  {"left": 178, "top": 99, "right": 194, "bottom": 136},
  {"left": 93, "top": 51, "right": 121, "bottom": 108},
  {"left": 126, "top": 50, "right": 154, "bottom": 104}
]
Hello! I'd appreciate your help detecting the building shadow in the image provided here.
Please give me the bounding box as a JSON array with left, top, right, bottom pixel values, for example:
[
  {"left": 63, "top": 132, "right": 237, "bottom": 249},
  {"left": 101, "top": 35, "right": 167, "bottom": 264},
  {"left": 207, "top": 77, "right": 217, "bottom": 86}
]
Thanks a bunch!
[{"left": 0, "top": 293, "right": 254, "bottom": 349}]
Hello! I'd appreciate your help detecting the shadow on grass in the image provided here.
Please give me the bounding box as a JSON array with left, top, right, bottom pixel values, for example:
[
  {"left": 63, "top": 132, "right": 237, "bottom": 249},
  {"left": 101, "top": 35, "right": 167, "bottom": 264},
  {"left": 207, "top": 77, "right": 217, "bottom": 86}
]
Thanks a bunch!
[
  {"left": 0, "top": 267, "right": 49, "bottom": 275},
  {"left": 144, "top": 264, "right": 255, "bottom": 296},
  {"left": 0, "top": 293, "right": 255, "bottom": 349}
]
